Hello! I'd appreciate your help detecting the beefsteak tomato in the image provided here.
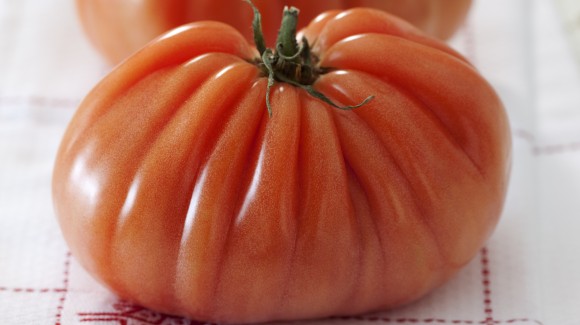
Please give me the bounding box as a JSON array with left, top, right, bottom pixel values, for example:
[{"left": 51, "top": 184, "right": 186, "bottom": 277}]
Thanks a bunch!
[
  {"left": 53, "top": 5, "right": 510, "bottom": 324},
  {"left": 75, "top": 0, "right": 473, "bottom": 64}
]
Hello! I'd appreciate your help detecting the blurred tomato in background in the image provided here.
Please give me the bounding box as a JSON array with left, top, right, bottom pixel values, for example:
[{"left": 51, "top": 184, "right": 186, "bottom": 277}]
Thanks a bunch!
[{"left": 75, "top": 0, "right": 472, "bottom": 65}]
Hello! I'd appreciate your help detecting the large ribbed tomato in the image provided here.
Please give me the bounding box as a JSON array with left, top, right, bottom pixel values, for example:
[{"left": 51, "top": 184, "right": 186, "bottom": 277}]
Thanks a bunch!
[
  {"left": 53, "top": 6, "right": 510, "bottom": 324},
  {"left": 75, "top": 0, "right": 472, "bottom": 64}
]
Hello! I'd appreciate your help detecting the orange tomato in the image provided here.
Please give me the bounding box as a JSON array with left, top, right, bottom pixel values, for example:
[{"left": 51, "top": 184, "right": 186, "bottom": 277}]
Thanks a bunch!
[
  {"left": 75, "top": 0, "right": 472, "bottom": 64},
  {"left": 53, "top": 6, "right": 510, "bottom": 324}
]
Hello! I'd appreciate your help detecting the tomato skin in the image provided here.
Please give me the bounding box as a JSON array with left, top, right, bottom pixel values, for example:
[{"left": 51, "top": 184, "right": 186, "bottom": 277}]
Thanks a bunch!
[
  {"left": 54, "top": 8, "right": 510, "bottom": 323},
  {"left": 75, "top": 0, "right": 472, "bottom": 64}
]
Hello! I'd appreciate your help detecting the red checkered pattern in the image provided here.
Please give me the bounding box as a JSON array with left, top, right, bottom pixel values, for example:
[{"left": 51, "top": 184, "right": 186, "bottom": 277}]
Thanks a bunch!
[{"left": 0, "top": 247, "right": 545, "bottom": 324}]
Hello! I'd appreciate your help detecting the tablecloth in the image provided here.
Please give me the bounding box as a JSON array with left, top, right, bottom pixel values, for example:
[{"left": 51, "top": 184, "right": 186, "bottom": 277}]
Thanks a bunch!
[{"left": 1, "top": 0, "right": 580, "bottom": 324}]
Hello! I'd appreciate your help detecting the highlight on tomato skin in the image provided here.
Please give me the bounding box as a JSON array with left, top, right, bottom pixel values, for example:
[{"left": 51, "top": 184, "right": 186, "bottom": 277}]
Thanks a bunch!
[
  {"left": 53, "top": 4, "right": 510, "bottom": 324},
  {"left": 75, "top": 0, "right": 473, "bottom": 65}
]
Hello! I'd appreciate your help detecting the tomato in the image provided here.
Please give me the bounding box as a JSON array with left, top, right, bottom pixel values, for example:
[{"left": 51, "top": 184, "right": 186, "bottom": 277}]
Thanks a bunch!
[
  {"left": 53, "top": 5, "right": 510, "bottom": 324},
  {"left": 75, "top": 0, "right": 472, "bottom": 64}
]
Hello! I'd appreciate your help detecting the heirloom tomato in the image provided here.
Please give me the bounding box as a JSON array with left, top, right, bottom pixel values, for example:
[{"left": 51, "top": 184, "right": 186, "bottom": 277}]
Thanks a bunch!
[
  {"left": 54, "top": 4, "right": 510, "bottom": 324},
  {"left": 75, "top": 0, "right": 472, "bottom": 64}
]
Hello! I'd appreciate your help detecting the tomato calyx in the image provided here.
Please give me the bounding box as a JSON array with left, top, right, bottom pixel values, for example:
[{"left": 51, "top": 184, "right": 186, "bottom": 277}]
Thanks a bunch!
[{"left": 246, "top": 0, "right": 374, "bottom": 116}]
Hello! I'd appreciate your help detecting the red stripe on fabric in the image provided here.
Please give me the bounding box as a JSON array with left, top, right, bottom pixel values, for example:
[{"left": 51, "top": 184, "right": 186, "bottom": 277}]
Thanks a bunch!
[{"left": 54, "top": 251, "right": 72, "bottom": 325}]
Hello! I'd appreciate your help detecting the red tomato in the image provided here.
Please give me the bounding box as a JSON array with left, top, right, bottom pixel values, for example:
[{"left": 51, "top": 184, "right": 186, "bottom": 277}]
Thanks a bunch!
[
  {"left": 75, "top": 0, "right": 472, "bottom": 64},
  {"left": 53, "top": 6, "right": 510, "bottom": 324}
]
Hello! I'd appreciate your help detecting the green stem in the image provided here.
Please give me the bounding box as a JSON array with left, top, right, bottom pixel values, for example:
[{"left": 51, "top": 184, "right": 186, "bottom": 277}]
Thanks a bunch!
[
  {"left": 244, "top": 0, "right": 373, "bottom": 116},
  {"left": 244, "top": 0, "right": 266, "bottom": 56},
  {"left": 276, "top": 7, "right": 300, "bottom": 60}
]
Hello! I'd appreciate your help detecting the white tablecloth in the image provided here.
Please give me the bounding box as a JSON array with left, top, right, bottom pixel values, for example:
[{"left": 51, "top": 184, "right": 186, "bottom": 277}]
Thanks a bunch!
[{"left": 1, "top": 0, "right": 580, "bottom": 324}]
